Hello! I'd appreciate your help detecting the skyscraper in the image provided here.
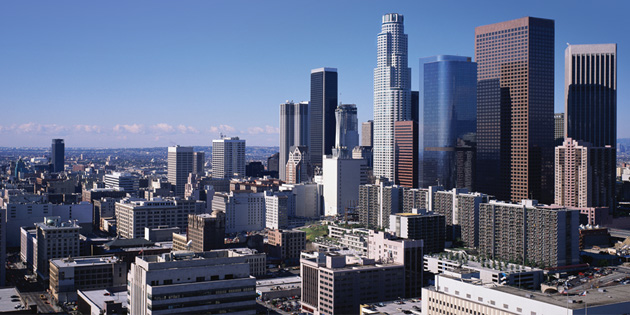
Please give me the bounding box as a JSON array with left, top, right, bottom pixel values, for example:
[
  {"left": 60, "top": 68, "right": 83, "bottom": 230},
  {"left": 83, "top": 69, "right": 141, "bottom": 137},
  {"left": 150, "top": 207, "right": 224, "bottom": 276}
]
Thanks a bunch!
[
  {"left": 279, "top": 101, "right": 309, "bottom": 180},
  {"left": 565, "top": 44, "right": 617, "bottom": 207},
  {"left": 361, "top": 120, "right": 374, "bottom": 147},
  {"left": 51, "top": 139, "right": 64, "bottom": 173},
  {"left": 475, "top": 17, "right": 555, "bottom": 203},
  {"left": 168, "top": 145, "right": 193, "bottom": 196},
  {"left": 285, "top": 146, "right": 312, "bottom": 184},
  {"left": 554, "top": 113, "right": 565, "bottom": 145},
  {"left": 334, "top": 104, "right": 359, "bottom": 153},
  {"left": 310, "top": 68, "right": 338, "bottom": 168},
  {"left": 420, "top": 55, "right": 477, "bottom": 190},
  {"left": 212, "top": 137, "right": 246, "bottom": 179},
  {"left": 565, "top": 44, "right": 617, "bottom": 148},
  {"left": 374, "top": 13, "right": 412, "bottom": 181}
]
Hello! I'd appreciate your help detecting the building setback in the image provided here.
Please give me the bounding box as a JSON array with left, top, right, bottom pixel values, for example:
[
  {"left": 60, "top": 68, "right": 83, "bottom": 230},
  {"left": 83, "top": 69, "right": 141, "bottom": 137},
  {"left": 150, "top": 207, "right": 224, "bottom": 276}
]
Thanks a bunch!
[{"left": 475, "top": 17, "right": 555, "bottom": 203}]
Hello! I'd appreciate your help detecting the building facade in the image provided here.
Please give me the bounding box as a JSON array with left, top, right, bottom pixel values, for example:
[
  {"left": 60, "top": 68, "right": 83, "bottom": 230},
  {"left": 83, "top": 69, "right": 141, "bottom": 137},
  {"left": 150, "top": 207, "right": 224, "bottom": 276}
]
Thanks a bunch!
[
  {"left": 322, "top": 155, "right": 367, "bottom": 216},
  {"left": 285, "top": 146, "right": 312, "bottom": 184},
  {"left": 49, "top": 256, "right": 127, "bottom": 302},
  {"left": 388, "top": 213, "right": 446, "bottom": 254},
  {"left": 373, "top": 13, "right": 412, "bottom": 182},
  {"left": 334, "top": 104, "right": 359, "bottom": 156},
  {"left": 212, "top": 191, "right": 266, "bottom": 233},
  {"left": 267, "top": 229, "right": 306, "bottom": 265},
  {"left": 51, "top": 138, "right": 65, "bottom": 173},
  {"left": 187, "top": 212, "right": 226, "bottom": 252},
  {"left": 193, "top": 151, "right": 206, "bottom": 175},
  {"left": 475, "top": 17, "right": 555, "bottom": 203},
  {"left": 361, "top": 120, "right": 373, "bottom": 147},
  {"left": 394, "top": 120, "right": 418, "bottom": 188}
]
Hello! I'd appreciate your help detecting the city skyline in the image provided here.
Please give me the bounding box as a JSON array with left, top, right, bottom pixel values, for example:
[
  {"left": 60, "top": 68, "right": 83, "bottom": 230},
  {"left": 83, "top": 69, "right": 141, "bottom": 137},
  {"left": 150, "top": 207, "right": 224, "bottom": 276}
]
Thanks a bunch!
[{"left": 1, "top": 1, "right": 628, "bottom": 148}]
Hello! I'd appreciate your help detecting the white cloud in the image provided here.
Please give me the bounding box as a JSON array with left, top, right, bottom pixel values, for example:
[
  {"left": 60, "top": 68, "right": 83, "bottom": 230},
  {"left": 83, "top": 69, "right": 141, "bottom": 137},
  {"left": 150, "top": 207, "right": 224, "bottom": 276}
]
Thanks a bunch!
[
  {"left": 151, "top": 123, "right": 175, "bottom": 134},
  {"left": 209, "top": 124, "right": 236, "bottom": 134},
  {"left": 177, "top": 124, "right": 199, "bottom": 134},
  {"left": 113, "top": 124, "right": 144, "bottom": 134}
]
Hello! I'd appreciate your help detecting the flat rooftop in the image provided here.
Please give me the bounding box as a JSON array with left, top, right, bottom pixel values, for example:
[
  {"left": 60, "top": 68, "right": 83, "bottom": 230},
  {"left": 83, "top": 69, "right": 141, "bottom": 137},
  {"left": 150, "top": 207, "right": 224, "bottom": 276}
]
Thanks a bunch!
[
  {"left": 78, "top": 288, "right": 128, "bottom": 311},
  {"left": 256, "top": 276, "right": 301, "bottom": 293},
  {"left": 51, "top": 256, "right": 120, "bottom": 268},
  {"left": 0, "top": 288, "right": 23, "bottom": 312},
  {"left": 361, "top": 299, "right": 422, "bottom": 315}
]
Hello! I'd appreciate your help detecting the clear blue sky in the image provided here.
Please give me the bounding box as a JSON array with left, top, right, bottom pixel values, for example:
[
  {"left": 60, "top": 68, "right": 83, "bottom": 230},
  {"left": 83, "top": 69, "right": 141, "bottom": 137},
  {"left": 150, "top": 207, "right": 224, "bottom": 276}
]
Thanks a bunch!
[{"left": 0, "top": 0, "right": 627, "bottom": 147}]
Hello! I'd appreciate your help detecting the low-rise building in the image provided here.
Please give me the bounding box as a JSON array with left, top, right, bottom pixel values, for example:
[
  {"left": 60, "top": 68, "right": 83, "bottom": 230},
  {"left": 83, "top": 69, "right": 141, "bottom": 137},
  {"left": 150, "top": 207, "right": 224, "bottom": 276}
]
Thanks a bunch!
[
  {"left": 388, "top": 212, "right": 446, "bottom": 254},
  {"left": 267, "top": 229, "right": 306, "bottom": 265},
  {"left": 49, "top": 256, "right": 127, "bottom": 302}
]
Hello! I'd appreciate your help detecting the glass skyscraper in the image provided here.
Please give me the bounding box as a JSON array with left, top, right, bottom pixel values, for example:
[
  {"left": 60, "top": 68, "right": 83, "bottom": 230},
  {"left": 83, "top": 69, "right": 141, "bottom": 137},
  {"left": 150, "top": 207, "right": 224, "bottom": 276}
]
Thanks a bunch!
[
  {"left": 310, "top": 68, "right": 338, "bottom": 168},
  {"left": 475, "top": 17, "right": 555, "bottom": 203},
  {"left": 373, "top": 13, "right": 411, "bottom": 181},
  {"left": 421, "top": 55, "right": 477, "bottom": 190}
]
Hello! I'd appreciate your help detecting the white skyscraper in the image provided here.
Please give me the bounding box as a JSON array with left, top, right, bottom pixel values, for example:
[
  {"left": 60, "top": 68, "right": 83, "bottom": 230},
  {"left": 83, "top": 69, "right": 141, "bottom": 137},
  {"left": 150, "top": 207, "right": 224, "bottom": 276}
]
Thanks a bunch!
[
  {"left": 212, "top": 137, "right": 246, "bottom": 179},
  {"left": 373, "top": 13, "right": 411, "bottom": 181}
]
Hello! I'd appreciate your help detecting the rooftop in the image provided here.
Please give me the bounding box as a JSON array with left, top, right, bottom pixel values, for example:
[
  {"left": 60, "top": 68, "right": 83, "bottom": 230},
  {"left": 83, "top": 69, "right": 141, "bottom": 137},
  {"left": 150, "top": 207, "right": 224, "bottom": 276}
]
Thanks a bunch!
[
  {"left": 78, "top": 287, "right": 128, "bottom": 312},
  {"left": 51, "top": 256, "right": 120, "bottom": 268}
]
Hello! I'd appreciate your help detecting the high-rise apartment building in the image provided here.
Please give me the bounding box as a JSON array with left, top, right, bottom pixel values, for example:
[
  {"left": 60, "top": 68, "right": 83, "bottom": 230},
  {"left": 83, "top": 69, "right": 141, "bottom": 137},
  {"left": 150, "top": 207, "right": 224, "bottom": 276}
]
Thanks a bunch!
[
  {"left": 193, "top": 151, "right": 206, "bottom": 175},
  {"left": 373, "top": 13, "right": 412, "bottom": 181},
  {"left": 334, "top": 104, "right": 359, "bottom": 155},
  {"left": 358, "top": 180, "right": 403, "bottom": 229},
  {"left": 421, "top": 55, "right": 477, "bottom": 190},
  {"left": 128, "top": 251, "right": 257, "bottom": 315},
  {"left": 285, "top": 146, "right": 312, "bottom": 184},
  {"left": 475, "top": 17, "right": 555, "bottom": 203},
  {"left": 555, "top": 138, "right": 614, "bottom": 207},
  {"left": 394, "top": 120, "right": 418, "bottom": 188},
  {"left": 554, "top": 113, "right": 565, "bottom": 145},
  {"left": 565, "top": 44, "right": 617, "bottom": 207},
  {"left": 168, "top": 145, "right": 193, "bottom": 196},
  {"left": 187, "top": 211, "right": 226, "bottom": 252},
  {"left": 479, "top": 200, "right": 579, "bottom": 267},
  {"left": 310, "top": 68, "right": 338, "bottom": 168},
  {"left": 212, "top": 137, "right": 246, "bottom": 179},
  {"left": 279, "top": 101, "right": 309, "bottom": 180},
  {"left": 51, "top": 138, "right": 64, "bottom": 172},
  {"left": 361, "top": 120, "right": 373, "bottom": 147}
]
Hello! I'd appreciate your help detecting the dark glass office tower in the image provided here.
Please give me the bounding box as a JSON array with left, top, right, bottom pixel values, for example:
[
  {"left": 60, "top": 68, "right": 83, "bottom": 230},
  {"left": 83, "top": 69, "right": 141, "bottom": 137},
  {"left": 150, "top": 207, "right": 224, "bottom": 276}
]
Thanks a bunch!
[
  {"left": 421, "top": 55, "right": 477, "bottom": 190},
  {"left": 310, "top": 67, "right": 338, "bottom": 168},
  {"left": 565, "top": 44, "right": 617, "bottom": 207},
  {"left": 475, "top": 17, "right": 555, "bottom": 203},
  {"left": 51, "top": 139, "right": 64, "bottom": 172}
]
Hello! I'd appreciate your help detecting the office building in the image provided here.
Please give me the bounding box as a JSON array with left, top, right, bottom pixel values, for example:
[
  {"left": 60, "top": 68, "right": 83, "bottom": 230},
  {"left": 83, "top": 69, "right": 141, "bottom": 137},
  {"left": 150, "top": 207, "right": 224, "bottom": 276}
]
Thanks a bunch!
[
  {"left": 310, "top": 68, "right": 338, "bottom": 168},
  {"left": 565, "top": 44, "right": 617, "bottom": 208},
  {"left": 394, "top": 120, "right": 418, "bottom": 188},
  {"left": 361, "top": 120, "right": 373, "bottom": 147},
  {"left": 334, "top": 104, "right": 359, "bottom": 156},
  {"left": 322, "top": 155, "right": 367, "bottom": 216},
  {"left": 193, "top": 151, "right": 206, "bottom": 175},
  {"left": 373, "top": 13, "right": 412, "bottom": 182},
  {"left": 104, "top": 172, "right": 139, "bottom": 192},
  {"left": 479, "top": 200, "right": 580, "bottom": 267},
  {"left": 300, "top": 252, "right": 405, "bottom": 314},
  {"left": 285, "top": 146, "right": 312, "bottom": 184},
  {"left": 554, "top": 113, "right": 565, "bottom": 145},
  {"left": 212, "top": 137, "right": 246, "bottom": 179},
  {"left": 93, "top": 197, "right": 117, "bottom": 231},
  {"left": 127, "top": 251, "right": 257, "bottom": 315},
  {"left": 358, "top": 180, "right": 403, "bottom": 229},
  {"left": 265, "top": 191, "right": 295, "bottom": 230},
  {"left": 388, "top": 213, "right": 446, "bottom": 254},
  {"left": 555, "top": 138, "right": 615, "bottom": 207},
  {"left": 212, "top": 191, "right": 266, "bottom": 233},
  {"left": 267, "top": 152, "right": 280, "bottom": 176},
  {"left": 168, "top": 145, "right": 193, "bottom": 196},
  {"left": 187, "top": 211, "right": 226, "bottom": 252},
  {"left": 475, "top": 17, "right": 555, "bottom": 203},
  {"left": 267, "top": 229, "right": 306, "bottom": 265},
  {"left": 32, "top": 217, "right": 80, "bottom": 279},
  {"left": 51, "top": 138, "right": 64, "bottom": 173},
  {"left": 421, "top": 55, "right": 477, "bottom": 190},
  {"left": 280, "top": 101, "right": 309, "bottom": 180},
  {"left": 368, "top": 231, "right": 424, "bottom": 298},
  {"left": 49, "top": 256, "right": 127, "bottom": 302},
  {"left": 115, "top": 197, "right": 206, "bottom": 239}
]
